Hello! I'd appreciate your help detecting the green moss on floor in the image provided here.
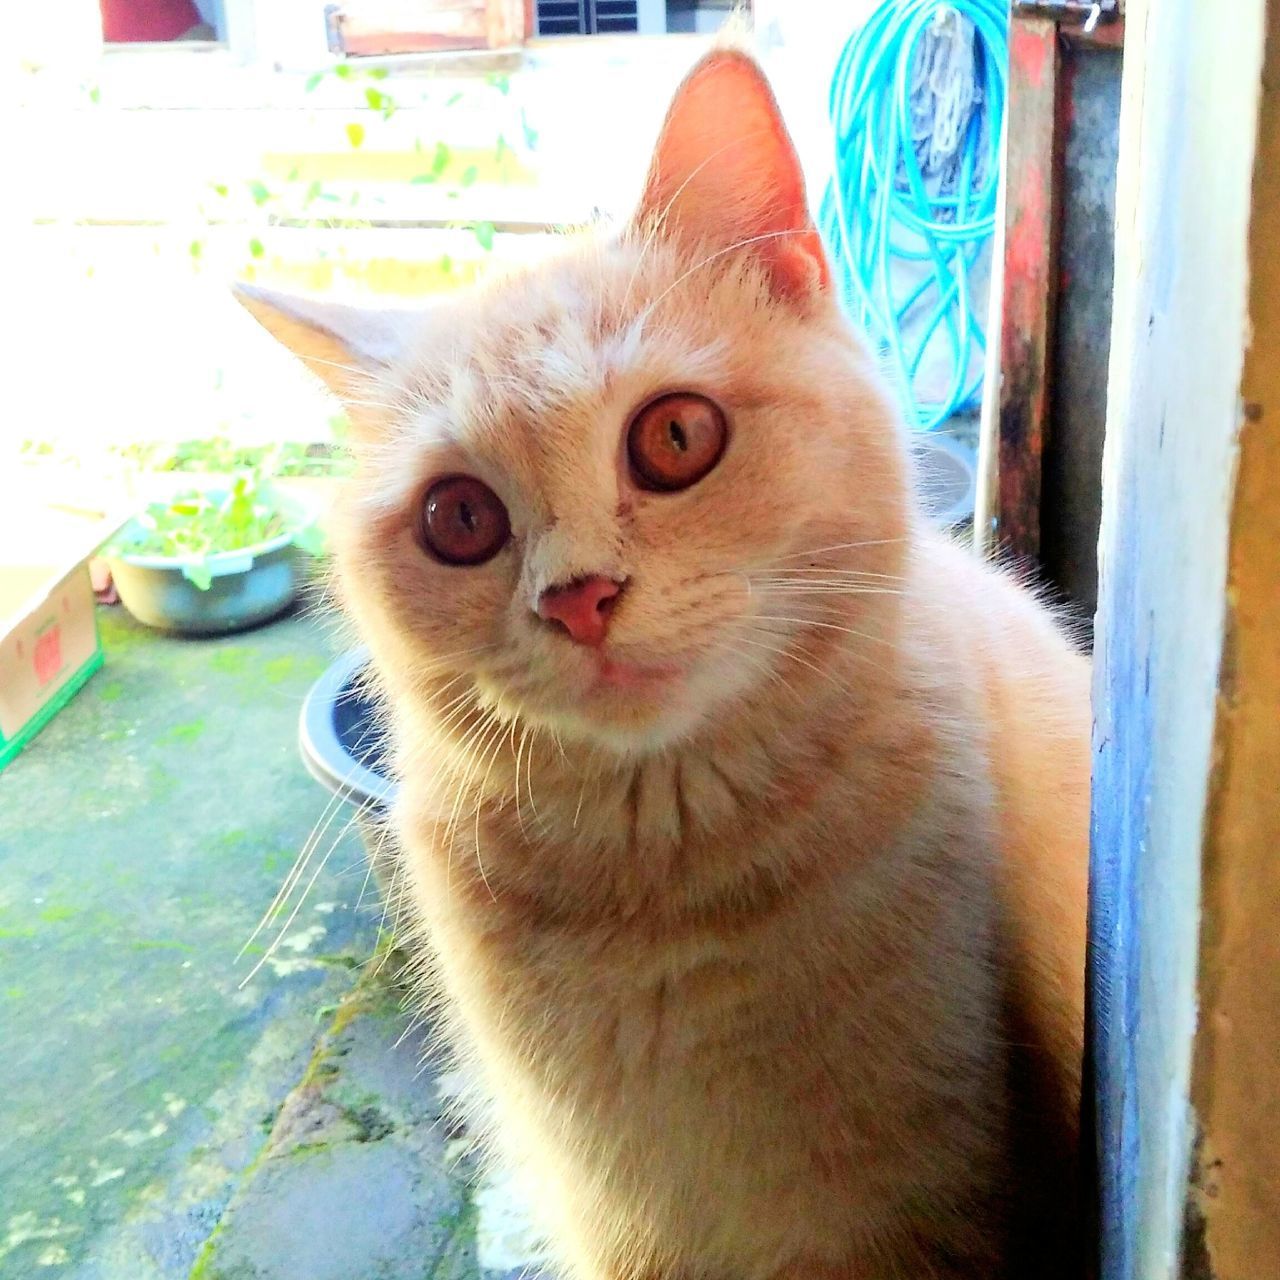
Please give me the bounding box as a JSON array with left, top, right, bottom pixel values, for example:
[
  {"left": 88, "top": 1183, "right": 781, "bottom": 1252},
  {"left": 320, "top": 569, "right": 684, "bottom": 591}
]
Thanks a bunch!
[
  {"left": 185, "top": 964, "right": 479, "bottom": 1280},
  {"left": 0, "top": 605, "right": 379, "bottom": 1280}
]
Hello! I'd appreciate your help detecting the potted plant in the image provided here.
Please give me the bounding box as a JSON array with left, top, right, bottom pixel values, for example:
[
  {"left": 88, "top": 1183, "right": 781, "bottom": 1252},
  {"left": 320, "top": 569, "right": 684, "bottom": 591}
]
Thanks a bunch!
[{"left": 103, "top": 470, "right": 324, "bottom": 635}]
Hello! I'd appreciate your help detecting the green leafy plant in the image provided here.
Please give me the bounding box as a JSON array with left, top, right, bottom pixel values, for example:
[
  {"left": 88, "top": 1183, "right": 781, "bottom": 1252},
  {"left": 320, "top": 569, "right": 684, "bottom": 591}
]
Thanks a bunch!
[
  {"left": 106, "top": 472, "right": 324, "bottom": 591},
  {"left": 113, "top": 434, "right": 353, "bottom": 478}
]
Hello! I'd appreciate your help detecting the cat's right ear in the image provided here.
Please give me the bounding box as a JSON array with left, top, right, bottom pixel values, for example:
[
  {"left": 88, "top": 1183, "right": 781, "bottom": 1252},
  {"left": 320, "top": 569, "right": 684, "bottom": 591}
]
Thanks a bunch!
[
  {"left": 633, "top": 49, "right": 830, "bottom": 302},
  {"left": 233, "top": 283, "right": 414, "bottom": 410}
]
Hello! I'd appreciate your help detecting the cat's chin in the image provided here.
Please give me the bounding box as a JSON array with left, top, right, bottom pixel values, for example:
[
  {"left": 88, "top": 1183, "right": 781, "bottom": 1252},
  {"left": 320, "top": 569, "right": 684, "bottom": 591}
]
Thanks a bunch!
[
  {"left": 528, "top": 677, "right": 704, "bottom": 755},
  {"left": 481, "top": 658, "right": 692, "bottom": 755},
  {"left": 512, "top": 645, "right": 759, "bottom": 756}
]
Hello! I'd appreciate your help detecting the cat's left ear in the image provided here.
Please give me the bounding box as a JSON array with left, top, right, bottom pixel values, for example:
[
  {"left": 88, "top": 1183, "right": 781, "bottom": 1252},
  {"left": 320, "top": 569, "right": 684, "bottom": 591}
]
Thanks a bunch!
[
  {"left": 634, "top": 49, "right": 831, "bottom": 302},
  {"left": 232, "top": 283, "right": 414, "bottom": 405}
]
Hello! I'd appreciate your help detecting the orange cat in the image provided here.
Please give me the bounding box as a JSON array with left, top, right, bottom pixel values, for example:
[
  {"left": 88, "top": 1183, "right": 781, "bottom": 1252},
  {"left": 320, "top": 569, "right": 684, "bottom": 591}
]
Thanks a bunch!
[{"left": 241, "top": 49, "right": 1089, "bottom": 1280}]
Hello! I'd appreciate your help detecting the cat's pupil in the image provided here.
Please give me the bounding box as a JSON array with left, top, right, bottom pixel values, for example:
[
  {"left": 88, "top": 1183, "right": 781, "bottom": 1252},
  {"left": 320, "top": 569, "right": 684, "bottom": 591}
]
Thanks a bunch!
[
  {"left": 460, "top": 501, "right": 476, "bottom": 532},
  {"left": 668, "top": 420, "right": 688, "bottom": 452}
]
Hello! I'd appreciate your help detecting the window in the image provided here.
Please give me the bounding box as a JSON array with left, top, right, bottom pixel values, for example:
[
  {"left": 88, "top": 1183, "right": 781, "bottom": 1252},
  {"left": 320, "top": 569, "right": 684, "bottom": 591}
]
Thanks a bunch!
[
  {"left": 325, "top": 0, "right": 527, "bottom": 56},
  {"left": 534, "top": 1, "right": 740, "bottom": 37},
  {"left": 99, "top": 0, "right": 227, "bottom": 44},
  {"left": 535, "top": 2, "right": 642, "bottom": 36}
]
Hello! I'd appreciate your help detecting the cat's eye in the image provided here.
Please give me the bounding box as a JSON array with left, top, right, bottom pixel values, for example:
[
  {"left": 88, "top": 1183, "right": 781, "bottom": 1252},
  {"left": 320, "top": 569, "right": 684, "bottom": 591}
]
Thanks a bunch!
[
  {"left": 627, "top": 393, "right": 728, "bottom": 492},
  {"left": 418, "top": 476, "right": 510, "bottom": 566}
]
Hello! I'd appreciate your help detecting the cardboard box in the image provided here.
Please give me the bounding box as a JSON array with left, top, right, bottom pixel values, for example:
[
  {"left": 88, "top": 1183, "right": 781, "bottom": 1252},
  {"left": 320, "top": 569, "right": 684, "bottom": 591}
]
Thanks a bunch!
[{"left": 0, "top": 502, "right": 121, "bottom": 773}]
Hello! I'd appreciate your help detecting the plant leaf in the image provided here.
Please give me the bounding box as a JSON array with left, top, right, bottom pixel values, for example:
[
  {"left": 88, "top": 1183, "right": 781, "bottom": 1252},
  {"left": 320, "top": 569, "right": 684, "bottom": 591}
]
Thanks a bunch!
[
  {"left": 291, "top": 522, "right": 327, "bottom": 557},
  {"left": 305, "top": 71, "right": 324, "bottom": 92},
  {"left": 521, "top": 109, "right": 539, "bottom": 151},
  {"left": 345, "top": 122, "right": 366, "bottom": 149},
  {"left": 182, "top": 561, "right": 214, "bottom": 591},
  {"left": 473, "top": 221, "right": 495, "bottom": 252}
]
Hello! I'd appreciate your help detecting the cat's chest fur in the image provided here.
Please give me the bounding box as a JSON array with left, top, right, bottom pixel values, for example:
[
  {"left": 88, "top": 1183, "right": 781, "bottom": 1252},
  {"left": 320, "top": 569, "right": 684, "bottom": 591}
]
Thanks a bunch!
[{"left": 398, "top": 710, "right": 1008, "bottom": 1278}]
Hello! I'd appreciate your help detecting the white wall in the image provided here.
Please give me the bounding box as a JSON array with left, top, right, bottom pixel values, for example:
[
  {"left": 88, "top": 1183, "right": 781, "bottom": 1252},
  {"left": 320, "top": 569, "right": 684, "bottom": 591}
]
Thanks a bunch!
[
  {"left": 246, "top": 0, "right": 334, "bottom": 68},
  {"left": 754, "top": 0, "right": 879, "bottom": 203}
]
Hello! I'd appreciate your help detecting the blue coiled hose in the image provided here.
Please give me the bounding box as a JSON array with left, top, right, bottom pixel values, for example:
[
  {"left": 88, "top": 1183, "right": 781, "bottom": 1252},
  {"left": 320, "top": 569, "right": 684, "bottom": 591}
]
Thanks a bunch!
[{"left": 820, "top": 0, "right": 1008, "bottom": 432}]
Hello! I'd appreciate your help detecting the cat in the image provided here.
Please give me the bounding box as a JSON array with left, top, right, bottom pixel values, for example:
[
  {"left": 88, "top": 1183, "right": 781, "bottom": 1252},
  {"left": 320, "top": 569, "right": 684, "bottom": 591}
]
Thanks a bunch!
[{"left": 239, "top": 47, "right": 1090, "bottom": 1280}]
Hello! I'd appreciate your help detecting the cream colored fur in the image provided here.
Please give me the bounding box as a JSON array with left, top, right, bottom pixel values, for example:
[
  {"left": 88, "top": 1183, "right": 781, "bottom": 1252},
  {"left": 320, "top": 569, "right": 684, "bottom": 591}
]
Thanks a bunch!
[{"left": 241, "top": 50, "right": 1089, "bottom": 1280}]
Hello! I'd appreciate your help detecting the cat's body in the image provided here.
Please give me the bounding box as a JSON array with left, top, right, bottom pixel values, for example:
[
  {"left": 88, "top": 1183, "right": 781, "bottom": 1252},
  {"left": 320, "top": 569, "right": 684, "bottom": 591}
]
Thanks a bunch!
[
  {"left": 388, "top": 530, "right": 1087, "bottom": 1280},
  {"left": 242, "top": 48, "right": 1089, "bottom": 1280}
]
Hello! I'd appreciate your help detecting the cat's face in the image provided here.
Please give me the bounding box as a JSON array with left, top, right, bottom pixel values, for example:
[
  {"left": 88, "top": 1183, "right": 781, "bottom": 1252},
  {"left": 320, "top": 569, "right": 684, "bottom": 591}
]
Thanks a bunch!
[{"left": 245, "top": 52, "right": 911, "bottom": 754}]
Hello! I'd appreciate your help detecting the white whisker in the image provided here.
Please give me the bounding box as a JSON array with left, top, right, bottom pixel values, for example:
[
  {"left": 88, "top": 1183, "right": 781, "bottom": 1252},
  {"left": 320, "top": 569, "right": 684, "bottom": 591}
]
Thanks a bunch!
[
  {"left": 753, "top": 614, "right": 896, "bottom": 648},
  {"left": 767, "top": 537, "right": 908, "bottom": 563}
]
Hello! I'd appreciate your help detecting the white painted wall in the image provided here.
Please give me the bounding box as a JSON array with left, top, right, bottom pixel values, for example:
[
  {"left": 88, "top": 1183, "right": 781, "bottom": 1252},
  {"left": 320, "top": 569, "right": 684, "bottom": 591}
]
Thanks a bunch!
[
  {"left": 753, "top": 0, "right": 879, "bottom": 202},
  {"left": 244, "top": 0, "right": 334, "bottom": 68},
  {"left": 1092, "top": 0, "right": 1267, "bottom": 1275}
]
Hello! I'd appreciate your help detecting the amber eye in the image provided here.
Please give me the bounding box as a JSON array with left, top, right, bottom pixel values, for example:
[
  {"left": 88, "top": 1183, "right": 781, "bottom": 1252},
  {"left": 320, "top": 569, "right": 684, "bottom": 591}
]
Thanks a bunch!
[
  {"left": 418, "top": 475, "right": 510, "bottom": 566},
  {"left": 627, "top": 393, "right": 728, "bottom": 492}
]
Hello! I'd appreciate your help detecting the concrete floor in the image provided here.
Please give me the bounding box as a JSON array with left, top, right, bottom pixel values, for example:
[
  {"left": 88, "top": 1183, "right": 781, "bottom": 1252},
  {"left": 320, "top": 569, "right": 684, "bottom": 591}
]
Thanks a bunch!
[{"left": 0, "top": 605, "right": 547, "bottom": 1280}]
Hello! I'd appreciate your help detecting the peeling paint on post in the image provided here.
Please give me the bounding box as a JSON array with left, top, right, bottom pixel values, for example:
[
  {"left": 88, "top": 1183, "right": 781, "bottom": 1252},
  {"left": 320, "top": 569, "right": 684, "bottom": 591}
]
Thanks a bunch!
[
  {"left": 1187, "top": 0, "right": 1280, "bottom": 1270},
  {"left": 994, "top": 16, "right": 1061, "bottom": 563}
]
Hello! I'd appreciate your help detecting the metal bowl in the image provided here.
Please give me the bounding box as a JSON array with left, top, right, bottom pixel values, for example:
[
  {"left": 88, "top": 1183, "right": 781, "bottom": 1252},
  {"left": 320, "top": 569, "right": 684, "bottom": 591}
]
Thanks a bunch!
[{"left": 299, "top": 648, "right": 401, "bottom": 907}]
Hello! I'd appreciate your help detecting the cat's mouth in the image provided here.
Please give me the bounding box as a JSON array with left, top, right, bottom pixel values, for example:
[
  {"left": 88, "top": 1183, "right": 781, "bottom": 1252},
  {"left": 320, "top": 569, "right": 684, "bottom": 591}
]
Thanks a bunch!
[{"left": 591, "top": 654, "right": 685, "bottom": 693}]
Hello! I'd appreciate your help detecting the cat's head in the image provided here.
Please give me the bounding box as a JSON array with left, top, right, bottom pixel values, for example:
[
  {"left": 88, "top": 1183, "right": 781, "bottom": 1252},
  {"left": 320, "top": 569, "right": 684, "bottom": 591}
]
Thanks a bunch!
[{"left": 241, "top": 50, "right": 910, "bottom": 755}]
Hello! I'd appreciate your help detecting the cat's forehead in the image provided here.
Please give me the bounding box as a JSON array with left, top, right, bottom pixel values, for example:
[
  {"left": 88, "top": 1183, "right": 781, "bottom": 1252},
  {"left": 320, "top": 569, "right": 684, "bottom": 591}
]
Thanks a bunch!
[{"left": 410, "top": 241, "right": 731, "bottom": 434}]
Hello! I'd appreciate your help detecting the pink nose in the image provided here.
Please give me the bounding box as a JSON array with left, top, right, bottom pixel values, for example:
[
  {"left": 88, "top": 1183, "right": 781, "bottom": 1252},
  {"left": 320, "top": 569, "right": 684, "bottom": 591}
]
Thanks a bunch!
[{"left": 537, "top": 575, "right": 624, "bottom": 647}]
